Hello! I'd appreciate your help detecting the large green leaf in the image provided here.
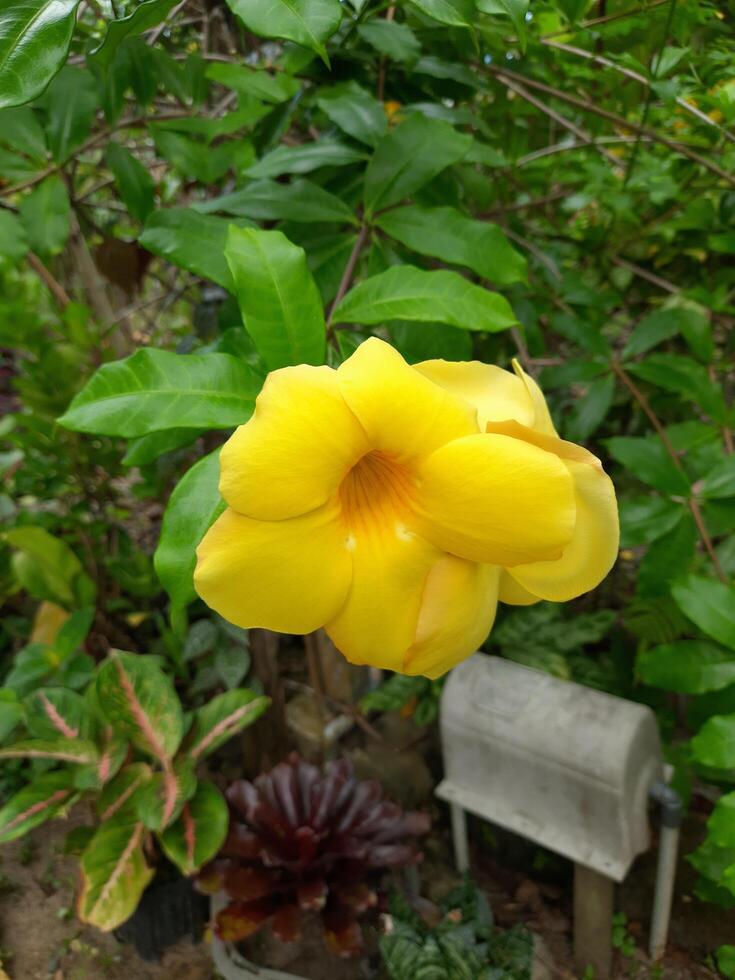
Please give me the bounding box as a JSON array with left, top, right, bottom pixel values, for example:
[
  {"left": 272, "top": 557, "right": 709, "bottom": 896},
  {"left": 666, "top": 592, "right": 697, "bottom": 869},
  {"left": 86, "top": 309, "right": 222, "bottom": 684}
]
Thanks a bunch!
[
  {"left": 638, "top": 641, "right": 735, "bottom": 694},
  {"left": 18, "top": 174, "right": 70, "bottom": 256},
  {"left": 672, "top": 575, "right": 735, "bottom": 651},
  {"left": 0, "top": 737, "right": 98, "bottom": 764},
  {"left": 357, "top": 20, "right": 421, "bottom": 63},
  {"left": 78, "top": 814, "right": 153, "bottom": 931},
  {"left": 406, "top": 0, "right": 475, "bottom": 26},
  {"left": 93, "top": 652, "right": 184, "bottom": 763},
  {"left": 245, "top": 139, "right": 366, "bottom": 180},
  {"left": 364, "top": 115, "right": 472, "bottom": 215},
  {"left": 225, "top": 226, "right": 326, "bottom": 370},
  {"left": 332, "top": 266, "right": 517, "bottom": 332},
  {"left": 154, "top": 449, "right": 224, "bottom": 609},
  {"left": 375, "top": 205, "right": 527, "bottom": 285},
  {"left": 196, "top": 178, "right": 355, "bottom": 225},
  {"left": 205, "top": 62, "right": 299, "bottom": 103},
  {"left": 105, "top": 141, "right": 155, "bottom": 222},
  {"left": 25, "top": 688, "right": 88, "bottom": 740},
  {"left": 692, "top": 714, "right": 735, "bottom": 769},
  {"left": 139, "top": 209, "right": 255, "bottom": 290},
  {"left": 97, "top": 763, "right": 153, "bottom": 821},
  {"left": 604, "top": 436, "right": 690, "bottom": 496},
  {"left": 224, "top": 0, "right": 342, "bottom": 62},
  {"left": 185, "top": 689, "right": 270, "bottom": 761},
  {"left": 0, "top": 771, "right": 77, "bottom": 842},
  {"left": 41, "top": 67, "right": 98, "bottom": 163},
  {"left": 627, "top": 354, "right": 727, "bottom": 424},
  {"left": 0, "top": 0, "right": 80, "bottom": 109},
  {"left": 159, "top": 780, "right": 229, "bottom": 875},
  {"left": 317, "top": 81, "right": 387, "bottom": 147},
  {"left": 135, "top": 758, "right": 196, "bottom": 830},
  {"left": 58, "top": 348, "right": 261, "bottom": 437},
  {"left": 90, "top": 0, "right": 178, "bottom": 72}
]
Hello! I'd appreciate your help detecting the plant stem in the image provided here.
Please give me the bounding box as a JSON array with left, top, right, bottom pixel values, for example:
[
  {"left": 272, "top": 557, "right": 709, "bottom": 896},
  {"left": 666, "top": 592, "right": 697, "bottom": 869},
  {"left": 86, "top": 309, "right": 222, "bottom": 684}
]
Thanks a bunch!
[{"left": 326, "top": 223, "right": 369, "bottom": 337}]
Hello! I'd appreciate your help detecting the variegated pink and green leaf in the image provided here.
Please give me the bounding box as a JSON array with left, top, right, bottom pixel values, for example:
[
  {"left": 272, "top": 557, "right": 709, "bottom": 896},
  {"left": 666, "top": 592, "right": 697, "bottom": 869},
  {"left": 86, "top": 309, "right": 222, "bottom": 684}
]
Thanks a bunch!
[
  {"left": 0, "top": 737, "right": 98, "bottom": 765},
  {"left": 24, "top": 688, "right": 89, "bottom": 740},
  {"left": 0, "top": 771, "right": 78, "bottom": 843},
  {"left": 185, "top": 689, "right": 270, "bottom": 762},
  {"left": 135, "top": 757, "right": 196, "bottom": 831},
  {"left": 160, "top": 780, "right": 229, "bottom": 875},
  {"left": 93, "top": 652, "right": 183, "bottom": 763},
  {"left": 96, "top": 763, "right": 153, "bottom": 822},
  {"left": 78, "top": 812, "right": 154, "bottom": 931}
]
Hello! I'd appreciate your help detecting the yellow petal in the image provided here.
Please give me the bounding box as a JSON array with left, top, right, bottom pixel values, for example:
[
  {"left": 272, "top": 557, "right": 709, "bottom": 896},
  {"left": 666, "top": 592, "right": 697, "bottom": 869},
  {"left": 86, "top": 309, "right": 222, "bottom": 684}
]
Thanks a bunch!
[
  {"left": 415, "top": 359, "right": 536, "bottom": 430},
  {"left": 337, "top": 337, "right": 478, "bottom": 463},
  {"left": 512, "top": 359, "right": 557, "bottom": 435},
  {"left": 498, "top": 571, "right": 541, "bottom": 606},
  {"left": 403, "top": 559, "right": 500, "bottom": 679},
  {"left": 485, "top": 419, "right": 619, "bottom": 601},
  {"left": 414, "top": 433, "right": 576, "bottom": 566},
  {"left": 220, "top": 365, "right": 368, "bottom": 520},
  {"left": 325, "top": 524, "right": 438, "bottom": 672},
  {"left": 194, "top": 503, "right": 351, "bottom": 633}
]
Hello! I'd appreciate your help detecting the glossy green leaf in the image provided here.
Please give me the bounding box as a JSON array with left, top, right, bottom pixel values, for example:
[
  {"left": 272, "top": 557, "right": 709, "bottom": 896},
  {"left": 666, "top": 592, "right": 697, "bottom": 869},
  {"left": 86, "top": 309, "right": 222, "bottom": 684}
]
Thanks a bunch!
[
  {"left": 41, "top": 67, "right": 98, "bottom": 164},
  {"left": 245, "top": 139, "right": 366, "bottom": 180},
  {"left": 154, "top": 449, "right": 224, "bottom": 609},
  {"left": 375, "top": 205, "right": 527, "bottom": 284},
  {"left": 105, "top": 141, "right": 155, "bottom": 222},
  {"left": 159, "top": 780, "right": 229, "bottom": 875},
  {"left": 638, "top": 641, "right": 735, "bottom": 694},
  {"left": 185, "top": 688, "right": 270, "bottom": 761},
  {"left": 78, "top": 813, "right": 153, "bottom": 931},
  {"left": 672, "top": 575, "right": 735, "bottom": 651},
  {"left": 205, "top": 62, "right": 299, "bottom": 103},
  {"left": 91, "top": 0, "right": 178, "bottom": 72},
  {"left": 636, "top": 514, "right": 697, "bottom": 599},
  {"left": 225, "top": 226, "right": 326, "bottom": 370},
  {"left": 139, "top": 209, "right": 254, "bottom": 289},
  {"left": 58, "top": 348, "right": 261, "bottom": 436},
  {"left": 406, "top": 0, "right": 475, "bottom": 27},
  {"left": 317, "top": 81, "right": 387, "bottom": 147},
  {"left": 0, "top": 771, "right": 77, "bottom": 842},
  {"left": 692, "top": 713, "right": 735, "bottom": 769},
  {"left": 122, "top": 428, "right": 202, "bottom": 467},
  {"left": 700, "top": 458, "right": 735, "bottom": 500},
  {"left": 93, "top": 651, "right": 184, "bottom": 762},
  {"left": 196, "top": 178, "right": 355, "bottom": 224},
  {"left": 0, "top": 0, "right": 80, "bottom": 109},
  {"left": 0, "top": 106, "right": 47, "bottom": 159},
  {"left": 357, "top": 20, "right": 421, "bottom": 62},
  {"left": 564, "top": 373, "right": 615, "bottom": 443},
  {"left": 390, "top": 320, "right": 473, "bottom": 364},
  {"left": 619, "top": 497, "right": 685, "bottom": 547},
  {"left": 604, "top": 437, "right": 690, "bottom": 496},
  {"left": 18, "top": 174, "right": 70, "bottom": 256},
  {"left": 332, "top": 265, "right": 517, "bottom": 332},
  {"left": 364, "top": 115, "right": 472, "bottom": 215},
  {"left": 224, "top": 0, "right": 342, "bottom": 62}
]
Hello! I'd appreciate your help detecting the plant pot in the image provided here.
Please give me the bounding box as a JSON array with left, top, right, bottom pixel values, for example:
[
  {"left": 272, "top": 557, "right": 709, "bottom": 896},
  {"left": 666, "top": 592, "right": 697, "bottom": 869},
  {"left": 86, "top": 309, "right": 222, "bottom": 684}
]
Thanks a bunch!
[
  {"left": 210, "top": 894, "right": 308, "bottom": 980},
  {"left": 114, "top": 874, "right": 208, "bottom": 962}
]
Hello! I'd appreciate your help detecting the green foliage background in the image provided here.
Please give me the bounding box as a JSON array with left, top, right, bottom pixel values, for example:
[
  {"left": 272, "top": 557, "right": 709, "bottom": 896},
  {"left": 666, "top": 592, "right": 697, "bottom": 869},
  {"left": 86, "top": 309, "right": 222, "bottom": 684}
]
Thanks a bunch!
[{"left": 1, "top": 0, "right": 735, "bottom": 953}]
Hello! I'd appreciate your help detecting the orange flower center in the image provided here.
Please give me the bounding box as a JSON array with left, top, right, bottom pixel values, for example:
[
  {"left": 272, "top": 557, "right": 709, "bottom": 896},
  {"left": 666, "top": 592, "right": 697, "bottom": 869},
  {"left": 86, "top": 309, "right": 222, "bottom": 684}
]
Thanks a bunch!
[{"left": 339, "top": 451, "right": 415, "bottom": 540}]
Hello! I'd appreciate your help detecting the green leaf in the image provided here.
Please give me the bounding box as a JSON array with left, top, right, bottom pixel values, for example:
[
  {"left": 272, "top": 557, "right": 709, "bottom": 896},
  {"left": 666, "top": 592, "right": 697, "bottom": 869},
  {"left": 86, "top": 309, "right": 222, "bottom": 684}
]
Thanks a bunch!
[
  {"left": 0, "top": 0, "right": 80, "bottom": 109},
  {"left": 0, "top": 209, "right": 29, "bottom": 263},
  {"left": 139, "top": 208, "right": 255, "bottom": 289},
  {"left": 18, "top": 174, "right": 70, "bottom": 256},
  {"left": 105, "top": 141, "right": 155, "bottom": 222},
  {"left": 93, "top": 651, "right": 184, "bottom": 762},
  {"left": 357, "top": 20, "right": 421, "bottom": 63},
  {"left": 4, "top": 525, "right": 90, "bottom": 608},
  {"left": 0, "top": 737, "right": 98, "bottom": 764},
  {"left": 375, "top": 205, "right": 526, "bottom": 285},
  {"left": 152, "top": 129, "right": 253, "bottom": 185},
  {"left": 332, "top": 265, "right": 517, "bottom": 332},
  {"left": 0, "top": 771, "right": 77, "bottom": 843},
  {"left": 564, "top": 373, "right": 615, "bottom": 442},
  {"left": 700, "top": 457, "right": 735, "bottom": 500},
  {"left": 317, "top": 81, "right": 387, "bottom": 147},
  {"left": 58, "top": 348, "right": 261, "bottom": 437},
  {"left": 225, "top": 226, "right": 326, "bottom": 370},
  {"left": 78, "top": 814, "right": 154, "bottom": 931},
  {"left": 692, "top": 713, "right": 735, "bottom": 769},
  {"left": 197, "top": 178, "right": 355, "bottom": 224},
  {"left": 41, "top": 67, "right": 98, "bottom": 164},
  {"left": 0, "top": 691, "right": 24, "bottom": 742},
  {"left": 719, "top": 945, "right": 735, "bottom": 979},
  {"left": 91, "top": 0, "right": 178, "bottom": 72},
  {"left": 185, "top": 688, "right": 270, "bottom": 761},
  {"left": 638, "top": 641, "right": 735, "bottom": 694},
  {"left": 622, "top": 305, "right": 713, "bottom": 361},
  {"left": 364, "top": 115, "right": 472, "bottom": 215},
  {"left": 406, "top": 0, "right": 475, "bottom": 27},
  {"left": 159, "top": 780, "right": 229, "bottom": 874},
  {"left": 135, "top": 758, "right": 196, "bottom": 830},
  {"left": 672, "top": 575, "right": 735, "bottom": 651},
  {"left": 0, "top": 106, "right": 47, "bottom": 159},
  {"left": 619, "top": 496, "right": 685, "bottom": 547},
  {"left": 25, "top": 688, "right": 88, "bottom": 740},
  {"left": 97, "top": 763, "right": 153, "bottom": 821},
  {"left": 122, "top": 428, "right": 202, "bottom": 467},
  {"left": 224, "top": 0, "right": 342, "bottom": 62},
  {"left": 154, "top": 449, "right": 224, "bottom": 609},
  {"left": 246, "top": 139, "right": 366, "bottom": 180},
  {"left": 637, "top": 513, "right": 697, "bottom": 599},
  {"left": 604, "top": 436, "right": 690, "bottom": 496},
  {"left": 390, "top": 320, "right": 472, "bottom": 364},
  {"left": 627, "top": 354, "right": 726, "bottom": 423},
  {"left": 205, "top": 62, "right": 299, "bottom": 103}
]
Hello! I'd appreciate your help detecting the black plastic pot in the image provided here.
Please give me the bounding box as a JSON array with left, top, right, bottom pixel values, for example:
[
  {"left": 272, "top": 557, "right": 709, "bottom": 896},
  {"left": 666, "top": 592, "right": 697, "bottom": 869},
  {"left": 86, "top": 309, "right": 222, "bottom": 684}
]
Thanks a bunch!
[{"left": 114, "top": 875, "right": 208, "bottom": 961}]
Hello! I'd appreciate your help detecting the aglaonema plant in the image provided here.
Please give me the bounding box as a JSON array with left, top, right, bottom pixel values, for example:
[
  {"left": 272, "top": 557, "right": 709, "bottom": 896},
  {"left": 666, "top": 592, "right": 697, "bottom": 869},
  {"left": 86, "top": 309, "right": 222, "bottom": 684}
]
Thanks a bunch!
[{"left": 0, "top": 650, "right": 269, "bottom": 930}]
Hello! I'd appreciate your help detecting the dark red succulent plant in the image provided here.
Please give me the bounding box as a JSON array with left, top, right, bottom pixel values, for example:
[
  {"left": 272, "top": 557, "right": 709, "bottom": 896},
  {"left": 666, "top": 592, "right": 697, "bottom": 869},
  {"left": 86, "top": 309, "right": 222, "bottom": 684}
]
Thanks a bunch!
[{"left": 198, "top": 753, "right": 430, "bottom": 957}]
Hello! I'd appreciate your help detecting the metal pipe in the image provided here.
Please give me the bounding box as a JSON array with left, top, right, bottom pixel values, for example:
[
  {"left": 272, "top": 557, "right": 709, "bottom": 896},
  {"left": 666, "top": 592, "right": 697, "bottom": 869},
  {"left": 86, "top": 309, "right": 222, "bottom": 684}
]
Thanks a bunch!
[{"left": 649, "top": 781, "right": 682, "bottom": 960}]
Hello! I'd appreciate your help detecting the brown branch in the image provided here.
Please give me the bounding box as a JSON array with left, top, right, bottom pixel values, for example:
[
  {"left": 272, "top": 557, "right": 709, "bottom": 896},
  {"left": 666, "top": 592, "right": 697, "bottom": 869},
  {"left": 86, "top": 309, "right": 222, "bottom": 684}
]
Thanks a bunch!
[
  {"left": 326, "top": 223, "right": 369, "bottom": 332},
  {"left": 26, "top": 252, "right": 71, "bottom": 308},
  {"left": 611, "top": 360, "right": 728, "bottom": 583},
  {"left": 541, "top": 0, "right": 670, "bottom": 38},
  {"left": 611, "top": 256, "right": 678, "bottom": 294}
]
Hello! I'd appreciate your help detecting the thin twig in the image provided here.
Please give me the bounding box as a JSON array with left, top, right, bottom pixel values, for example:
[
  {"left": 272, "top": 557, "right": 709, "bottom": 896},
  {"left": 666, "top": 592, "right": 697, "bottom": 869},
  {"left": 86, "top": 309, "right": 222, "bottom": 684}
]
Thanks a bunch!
[
  {"left": 514, "top": 135, "right": 652, "bottom": 167},
  {"left": 26, "top": 252, "right": 71, "bottom": 308},
  {"left": 147, "top": 0, "right": 189, "bottom": 45},
  {"left": 611, "top": 256, "right": 677, "bottom": 294},
  {"left": 327, "top": 224, "right": 369, "bottom": 331},
  {"left": 541, "top": 0, "right": 670, "bottom": 38}
]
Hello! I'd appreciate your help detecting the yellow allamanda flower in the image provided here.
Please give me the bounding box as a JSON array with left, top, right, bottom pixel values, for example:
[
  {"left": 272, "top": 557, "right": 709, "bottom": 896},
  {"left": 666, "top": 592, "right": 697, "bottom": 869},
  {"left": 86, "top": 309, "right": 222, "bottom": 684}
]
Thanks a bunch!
[{"left": 195, "top": 338, "right": 618, "bottom": 678}]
